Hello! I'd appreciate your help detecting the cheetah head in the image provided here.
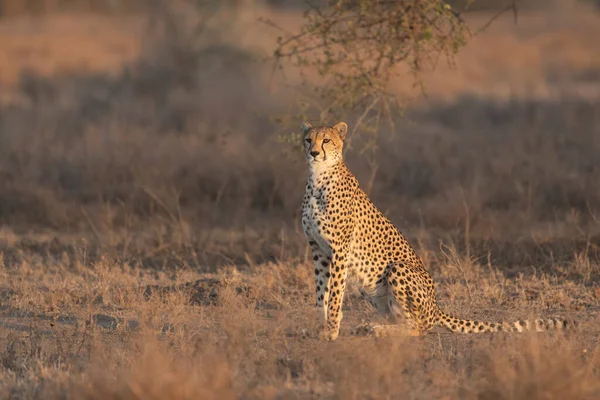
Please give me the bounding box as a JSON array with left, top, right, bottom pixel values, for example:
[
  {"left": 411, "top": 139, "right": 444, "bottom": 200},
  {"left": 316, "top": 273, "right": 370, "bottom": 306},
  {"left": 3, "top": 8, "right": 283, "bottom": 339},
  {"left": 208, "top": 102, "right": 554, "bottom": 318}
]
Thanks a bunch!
[{"left": 301, "top": 121, "right": 348, "bottom": 167}]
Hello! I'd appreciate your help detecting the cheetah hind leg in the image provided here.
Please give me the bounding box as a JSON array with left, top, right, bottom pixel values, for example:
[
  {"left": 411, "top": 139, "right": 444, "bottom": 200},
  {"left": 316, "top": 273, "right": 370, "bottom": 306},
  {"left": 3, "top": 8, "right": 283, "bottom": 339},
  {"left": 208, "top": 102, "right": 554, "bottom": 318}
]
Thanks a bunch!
[
  {"left": 351, "top": 287, "right": 420, "bottom": 338},
  {"left": 352, "top": 288, "right": 434, "bottom": 338},
  {"left": 390, "top": 294, "right": 432, "bottom": 337}
]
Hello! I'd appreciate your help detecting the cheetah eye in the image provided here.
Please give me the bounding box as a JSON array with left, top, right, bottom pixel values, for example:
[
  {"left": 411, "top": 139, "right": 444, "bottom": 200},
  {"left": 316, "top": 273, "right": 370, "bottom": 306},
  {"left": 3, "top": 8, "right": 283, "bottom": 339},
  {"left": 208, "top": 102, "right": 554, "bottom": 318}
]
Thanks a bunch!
[
  {"left": 305, "top": 138, "right": 312, "bottom": 144},
  {"left": 323, "top": 138, "right": 331, "bottom": 143}
]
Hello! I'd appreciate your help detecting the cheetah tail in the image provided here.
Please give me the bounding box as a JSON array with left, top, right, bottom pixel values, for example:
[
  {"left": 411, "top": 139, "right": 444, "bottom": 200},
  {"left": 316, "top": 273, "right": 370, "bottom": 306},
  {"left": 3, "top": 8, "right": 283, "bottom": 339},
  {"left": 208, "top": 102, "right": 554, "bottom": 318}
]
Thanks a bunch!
[{"left": 435, "top": 310, "right": 574, "bottom": 334}]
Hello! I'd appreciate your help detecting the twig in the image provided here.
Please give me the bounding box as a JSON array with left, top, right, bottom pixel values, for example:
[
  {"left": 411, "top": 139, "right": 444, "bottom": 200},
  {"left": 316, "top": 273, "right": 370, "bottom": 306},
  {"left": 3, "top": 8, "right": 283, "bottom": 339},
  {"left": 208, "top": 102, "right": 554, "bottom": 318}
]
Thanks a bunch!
[
  {"left": 474, "top": 0, "right": 519, "bottom": 36},
  {"left": 351, "top": 96, "right": 381, "bottom": 139},
  {"left": 81, "top": 207, "right": 102, "bottom": 244},
  {"left": 142, "top": 186, "right": 178, "bottom": 224}
]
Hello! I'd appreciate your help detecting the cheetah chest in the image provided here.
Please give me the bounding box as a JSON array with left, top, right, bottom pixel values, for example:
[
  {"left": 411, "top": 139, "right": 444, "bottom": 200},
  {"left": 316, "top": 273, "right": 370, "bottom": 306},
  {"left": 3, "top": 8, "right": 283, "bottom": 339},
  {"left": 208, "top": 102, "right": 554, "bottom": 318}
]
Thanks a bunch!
[{"left": 302, "top": 188, "right": 332, "bottom": 253}]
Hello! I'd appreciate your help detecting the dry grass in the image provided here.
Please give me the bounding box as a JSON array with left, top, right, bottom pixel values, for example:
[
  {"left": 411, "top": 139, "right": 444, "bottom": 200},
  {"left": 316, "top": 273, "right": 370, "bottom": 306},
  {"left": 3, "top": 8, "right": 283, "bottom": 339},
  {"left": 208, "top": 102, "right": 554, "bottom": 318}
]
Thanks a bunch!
[
  {"left": 0, "top": 234, "right": 599, "bottom": 399},
  {"left": 0, "top": 2, "right": 600, "bottom": 399}
]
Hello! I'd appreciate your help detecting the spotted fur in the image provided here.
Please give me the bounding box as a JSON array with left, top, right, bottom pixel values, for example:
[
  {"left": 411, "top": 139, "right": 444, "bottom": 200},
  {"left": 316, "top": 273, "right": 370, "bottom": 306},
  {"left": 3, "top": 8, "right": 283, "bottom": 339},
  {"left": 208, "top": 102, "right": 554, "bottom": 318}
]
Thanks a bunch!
[{"left": 300, "top": 121, "right": 573, "bottom": 341}]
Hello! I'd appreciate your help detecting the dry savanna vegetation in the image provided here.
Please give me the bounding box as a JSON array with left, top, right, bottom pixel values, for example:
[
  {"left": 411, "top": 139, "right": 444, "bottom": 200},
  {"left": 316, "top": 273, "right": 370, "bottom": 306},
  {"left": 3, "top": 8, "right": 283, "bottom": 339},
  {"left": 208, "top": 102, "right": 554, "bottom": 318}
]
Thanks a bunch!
[{"left": 1, "top": 1, "right": 600, "bottom": 399}]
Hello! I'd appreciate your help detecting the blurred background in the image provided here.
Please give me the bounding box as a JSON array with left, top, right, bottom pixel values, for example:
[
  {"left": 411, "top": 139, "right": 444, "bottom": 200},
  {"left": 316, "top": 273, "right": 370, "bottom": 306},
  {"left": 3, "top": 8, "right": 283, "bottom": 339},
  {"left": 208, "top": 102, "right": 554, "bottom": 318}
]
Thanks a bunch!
[{"left": 0, "top": 0, "right": 599, "bottom": 271}]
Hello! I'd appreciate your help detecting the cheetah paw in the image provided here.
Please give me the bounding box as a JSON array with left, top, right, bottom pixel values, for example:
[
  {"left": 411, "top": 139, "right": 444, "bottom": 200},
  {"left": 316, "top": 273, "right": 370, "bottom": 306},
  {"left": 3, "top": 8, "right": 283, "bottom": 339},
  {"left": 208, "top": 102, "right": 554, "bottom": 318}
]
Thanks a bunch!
[
  {"left": 350, "top": 323, "right": 391, "bottom": 338},
  {"left": 319, "top": 329, "right": 340, "bottom": 341},
  {"left": 351, "top": 323, "right": 417, "bottom": 338}
]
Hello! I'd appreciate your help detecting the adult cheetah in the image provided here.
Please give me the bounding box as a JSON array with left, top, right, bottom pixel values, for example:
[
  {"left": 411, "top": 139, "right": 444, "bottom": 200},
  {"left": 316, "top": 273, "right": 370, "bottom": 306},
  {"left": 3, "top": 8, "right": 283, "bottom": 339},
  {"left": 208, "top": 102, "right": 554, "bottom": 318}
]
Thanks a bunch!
[{"left": 300, "top": 121, "right": 573, "bottom": 341}]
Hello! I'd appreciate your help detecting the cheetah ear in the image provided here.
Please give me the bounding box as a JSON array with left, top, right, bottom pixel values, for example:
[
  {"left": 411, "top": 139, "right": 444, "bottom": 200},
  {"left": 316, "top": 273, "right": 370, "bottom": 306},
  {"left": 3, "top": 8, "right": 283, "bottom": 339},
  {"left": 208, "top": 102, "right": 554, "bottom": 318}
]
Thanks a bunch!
[
  {"left": 301, "top": 121, "right": 313, "bottom": 135},
  {"left": 333, "top": 122, "right": 348, "bottom": 141}
]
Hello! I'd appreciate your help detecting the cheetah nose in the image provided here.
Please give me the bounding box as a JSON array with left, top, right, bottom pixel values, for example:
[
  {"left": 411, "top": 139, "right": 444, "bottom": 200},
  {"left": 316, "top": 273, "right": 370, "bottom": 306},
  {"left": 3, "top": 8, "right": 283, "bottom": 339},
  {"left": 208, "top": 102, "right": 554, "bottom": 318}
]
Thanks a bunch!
[{"left": 310, "top": 151, "right": 320, "bottom": 158}]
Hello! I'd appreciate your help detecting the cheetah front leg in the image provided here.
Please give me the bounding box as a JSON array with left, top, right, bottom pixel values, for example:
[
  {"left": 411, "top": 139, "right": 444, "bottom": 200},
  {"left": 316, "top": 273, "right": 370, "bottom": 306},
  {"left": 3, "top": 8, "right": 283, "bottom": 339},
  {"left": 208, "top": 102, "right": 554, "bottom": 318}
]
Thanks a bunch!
[
  {"left": 308, "top": 241, "right": 331, "bottom": 326},
  {"left": 321, "top": 249, "right": 349, "bottom": 341}
]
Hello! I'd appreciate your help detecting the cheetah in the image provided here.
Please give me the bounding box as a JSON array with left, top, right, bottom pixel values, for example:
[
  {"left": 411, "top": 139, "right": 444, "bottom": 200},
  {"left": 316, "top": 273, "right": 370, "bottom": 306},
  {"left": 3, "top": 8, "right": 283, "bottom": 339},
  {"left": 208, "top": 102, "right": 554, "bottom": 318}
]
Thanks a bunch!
[{"left": 300, "top": 121, "right": 573, "bottom": 341}]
